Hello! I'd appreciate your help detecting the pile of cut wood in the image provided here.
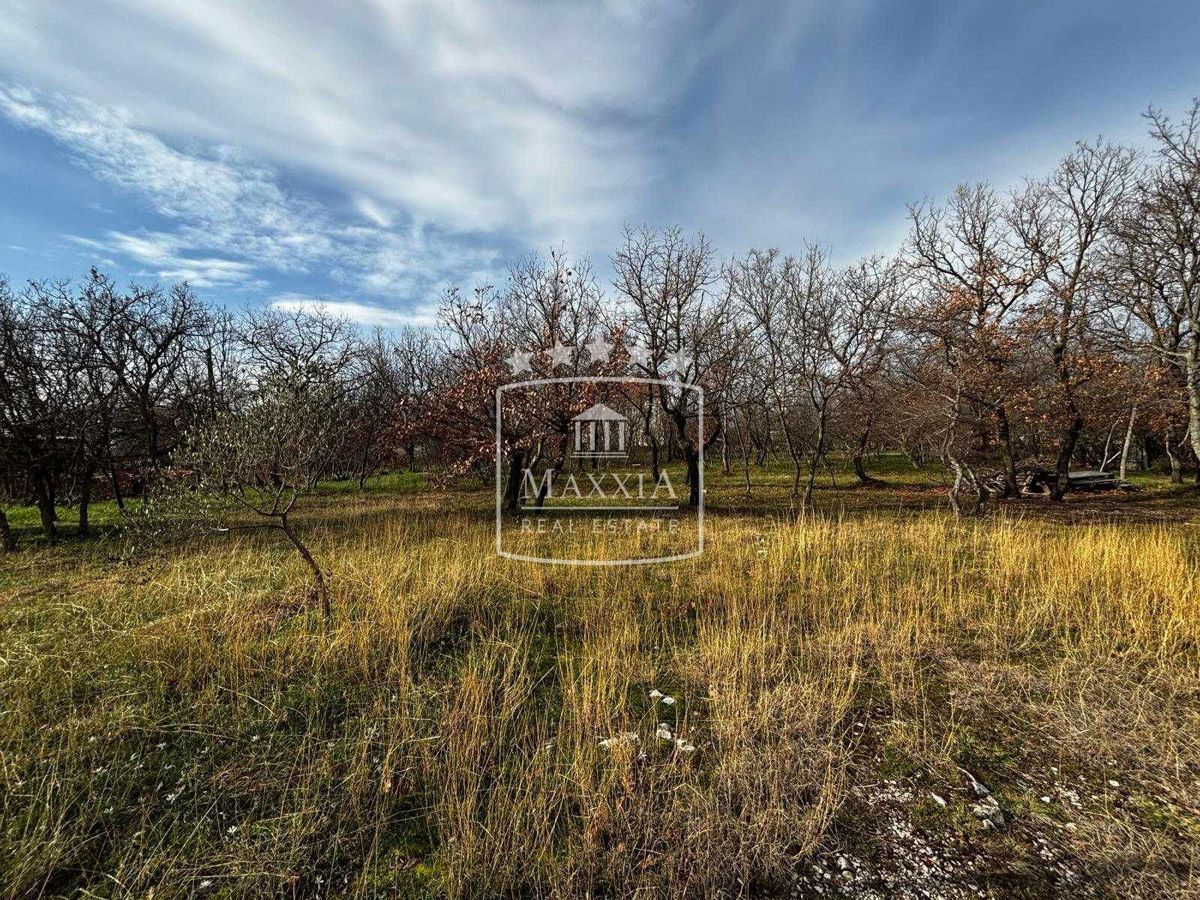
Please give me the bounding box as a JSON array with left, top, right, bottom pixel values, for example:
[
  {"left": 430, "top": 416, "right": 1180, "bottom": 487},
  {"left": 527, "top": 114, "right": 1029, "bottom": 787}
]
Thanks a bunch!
[{"left": 1019, "top": 469, "right": 1134, "bottom": 496}]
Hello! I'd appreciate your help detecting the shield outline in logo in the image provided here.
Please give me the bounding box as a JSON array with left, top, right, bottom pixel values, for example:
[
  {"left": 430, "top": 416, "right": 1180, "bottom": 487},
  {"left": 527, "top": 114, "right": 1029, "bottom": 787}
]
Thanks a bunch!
[{"left": 495, "top": 375, "right": 704, "bottom": 566}]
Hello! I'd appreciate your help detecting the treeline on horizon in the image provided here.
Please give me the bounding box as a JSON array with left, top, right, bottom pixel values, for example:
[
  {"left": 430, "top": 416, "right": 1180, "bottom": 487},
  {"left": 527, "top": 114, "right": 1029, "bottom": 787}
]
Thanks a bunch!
[{"left": 2, "top": 99, "right": 1200, "bottom": 546}]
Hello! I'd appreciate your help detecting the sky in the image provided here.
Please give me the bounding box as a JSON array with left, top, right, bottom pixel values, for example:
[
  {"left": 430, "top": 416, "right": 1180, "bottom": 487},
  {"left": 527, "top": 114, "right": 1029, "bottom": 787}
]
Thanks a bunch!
[{"left": 0, "top": 0, "right": 1198, "bottom": 326}]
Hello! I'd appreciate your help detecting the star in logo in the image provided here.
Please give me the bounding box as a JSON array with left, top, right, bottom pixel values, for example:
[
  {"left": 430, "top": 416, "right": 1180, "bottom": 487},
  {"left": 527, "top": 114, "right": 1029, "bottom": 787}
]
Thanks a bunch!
[
  {"left": 626, "top": 343, "right": 654, "bottom": 369},
  {"left": 547, "top": 342, "right": 574, "bottom": 367},
  {"left": 584, "top": 336, "right": 612, "bottom": 363},
  {"left": 506, "top": 349, "right": 534, "bottom": 375},
  {"left": 666, "top": 348, "right": 692, "bottom": 376}
]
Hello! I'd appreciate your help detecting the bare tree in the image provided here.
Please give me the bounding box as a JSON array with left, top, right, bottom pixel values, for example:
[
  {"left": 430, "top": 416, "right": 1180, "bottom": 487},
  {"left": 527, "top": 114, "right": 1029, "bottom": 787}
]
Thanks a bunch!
[
  {"left": 789, "top": 249, "right": 841, "bottom": 510},
  {"left": 1114, "top": 102, "right": 1200, "bottom": 466},
  {"left": 827, "top": 256, "right": 904, "bottom": 488},
  {"left": 87, "top": 280, "right": 210, "bottom": 482},
  {"left": 0, "top": 280, "right": 82, "bottom": 541},
  {"left": 1014, "top": 140, "right": 1136, "bottom": 498},
  {"left": 727, "top": 247, "right": 810, "bottom": 495},
  {"left": 907, "top": 184, "right": 1047, "bottom": 496},
  {"left": 435, "top": 282, "right": 534, "bottom": 510},
  {"left": 613, "top": 226, "right": 733, "bottom": 507},
  {"left": 178, "top": 375, "right": 343, "bottom": 620},
  {"left": 156, "top": 308, "right": 361, "bottom": 620},
  {"left": 59, "top": 272, "right": 127, "bottom": 531},
  {"left": 388, "top": 326, "right": 441, "bottom": 472},
  {"left": 503, "top": 249, "right": 606, "bottom": 506}
]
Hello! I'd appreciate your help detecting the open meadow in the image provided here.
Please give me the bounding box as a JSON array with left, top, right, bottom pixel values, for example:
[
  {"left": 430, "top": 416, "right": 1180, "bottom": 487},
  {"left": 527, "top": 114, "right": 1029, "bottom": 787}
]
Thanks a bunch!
[
  {"left": 6, "top": 4, "right": 1200, "bottom": 897},
  {"left": 2, "top": 461, "right": 1199, "bottom": 899}
]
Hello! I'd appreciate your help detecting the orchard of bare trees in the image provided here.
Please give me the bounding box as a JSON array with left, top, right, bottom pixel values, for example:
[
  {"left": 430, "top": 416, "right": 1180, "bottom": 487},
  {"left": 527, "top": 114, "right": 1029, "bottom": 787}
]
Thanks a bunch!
[{"left": 3, "top": 102, "right": 1200, "bottom": 549}]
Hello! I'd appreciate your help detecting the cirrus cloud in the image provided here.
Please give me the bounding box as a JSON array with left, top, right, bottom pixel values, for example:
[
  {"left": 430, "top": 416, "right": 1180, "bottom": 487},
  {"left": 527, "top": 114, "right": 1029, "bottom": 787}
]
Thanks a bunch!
[{"left": 268, "top": 294, "right": 439, "bottom": 328}]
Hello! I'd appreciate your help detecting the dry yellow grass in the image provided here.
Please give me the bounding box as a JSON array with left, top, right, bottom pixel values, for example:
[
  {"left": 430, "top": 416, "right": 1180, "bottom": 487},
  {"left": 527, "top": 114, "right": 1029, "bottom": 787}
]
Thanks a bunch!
[{"left": 1, "top": 498, "right": 1198, "bottom": 897}]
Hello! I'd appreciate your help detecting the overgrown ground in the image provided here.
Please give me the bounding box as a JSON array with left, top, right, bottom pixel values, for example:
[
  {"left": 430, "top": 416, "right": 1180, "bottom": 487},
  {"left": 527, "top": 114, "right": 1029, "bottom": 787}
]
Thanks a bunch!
[{"left": 1, "top": 459, "right": 1199, "bottom": 898}]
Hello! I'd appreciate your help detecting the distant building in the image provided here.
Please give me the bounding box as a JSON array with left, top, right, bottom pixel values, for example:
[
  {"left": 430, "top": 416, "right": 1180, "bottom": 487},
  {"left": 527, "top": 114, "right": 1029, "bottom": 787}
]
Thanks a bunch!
[{"left": 571, "top": 403, "right": 628, "bottom": 458}]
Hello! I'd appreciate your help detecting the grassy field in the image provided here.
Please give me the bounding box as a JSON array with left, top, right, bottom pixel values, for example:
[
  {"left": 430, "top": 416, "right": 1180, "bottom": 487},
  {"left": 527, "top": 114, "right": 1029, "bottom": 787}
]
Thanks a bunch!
[{"left": 1, "top": 460, "right": 1199, "bottom": 898}]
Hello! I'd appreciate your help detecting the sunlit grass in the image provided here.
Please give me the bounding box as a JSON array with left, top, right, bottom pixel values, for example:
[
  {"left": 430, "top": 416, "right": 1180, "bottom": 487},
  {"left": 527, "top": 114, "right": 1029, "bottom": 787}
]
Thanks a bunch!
[{"left": 1, "top": 479, "right": 1198, "bottom": 897}]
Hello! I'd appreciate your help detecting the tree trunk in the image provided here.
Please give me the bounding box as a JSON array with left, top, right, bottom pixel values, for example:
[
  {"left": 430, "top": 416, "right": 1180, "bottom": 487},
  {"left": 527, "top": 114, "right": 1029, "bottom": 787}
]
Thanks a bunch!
[
  {"left": 734, "top": 416, "right": 752, "bottom": 497},
  {"left": 205, "top": 345, "right": 219, "bottom": 414},
  {"left": 504, "top": 449, "right": 525, "bottom": 511},
  {"left": 147, "top": 418, "right": 161, "bottom": 475},
  {"left": 1186, "top": 329, "right": 1200, "bottom": 465},
  {"left": 535, "top": 435, "right": 567, "bottom": 509},
  {"left": 108, "top": 468, "right": 125, "bottom": 510},
  {"left": 407, "top": 444, "right": 417, "bottom": 472},
  {"left": 1098, "top": 419, "right": 1117, "bottom": 473},
  {"left": 993, "top": 404, "right": 1018, "bottom": 498},
  {"left": 946, "top": 456, "right": 986, "bottom": 518},
  {"left": 773, "top": 401, "right": 803, "bottom": 497},
  {"left": 664, "top": 399, "right": 701, "bottom": 508},
  {"left": 1048, "top": 303, "right": 1085, "bottom": 497},
  {"left": 0, "top": 509, "right": 15, "bottom": 552},
  {"left": 947, "top": 456, "right": 965, "bottom": 518},
  {"left": 33, "top": 471, "right": 57, "bottom": 542},
  {"left": 357, "top": 442, "right": 372, "bottom": 489},
  {"left": 1165, "top": 427, "right": 1183, "bottom": 483},
  {"left": 1119, "top": 403, "right": 1138, "bottom": 481},
  {"left": 905, "top": 443, "right": 926, "bottom": 469},
  {"left": 78, "top": 463, "right": 95, "bottom": 538},
  {"left": 1050, "top": 412, "right": 1084, "bottom": 501},
  {"left": 684, "top": 446, "right": 701, "bottom": 508},
  {"left": 639, "top": 398, "right": 661, "bottom": 483},
  {"left": 801, "top": 408, "right": 827, "bottom": 512},
  {"left": 47, "top": 473, "right": 58, "bottom": 521},
  {"left": 280, "top": 512, "right": 330, "bottom": 622},
  {"left": 852, "top": 415, "right": 879, "bottom": 485}
]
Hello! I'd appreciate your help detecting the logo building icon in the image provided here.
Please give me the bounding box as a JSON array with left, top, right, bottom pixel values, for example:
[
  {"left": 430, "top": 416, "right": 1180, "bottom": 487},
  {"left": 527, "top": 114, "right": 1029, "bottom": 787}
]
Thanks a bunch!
[{"left": 571, "top": 403, "right": 628, "bottom": 459}]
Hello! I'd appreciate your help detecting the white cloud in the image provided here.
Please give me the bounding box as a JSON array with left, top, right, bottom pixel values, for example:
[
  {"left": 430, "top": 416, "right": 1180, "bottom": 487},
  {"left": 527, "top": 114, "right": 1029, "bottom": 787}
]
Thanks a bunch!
[
  {"left": 0, "top": 0, "right": 699, "bottom": 244},
  {"left": 1, "top": 0, "right": 1185, "bottom": 296},
  {"left": 269, "top": 294, "right": 438, "bottom": 328},
  {"left": 66, "top": 232, "right": 261, "bottom": 289},
  {"left": 2, "top": 83, "right": 503, "bottom": 297},
  {"left": 0, "top": 85, "right": 326, "bottom": 268},
  {"left": 353, "top": 196, "right": 393, "bottom": 229},
  {"left": 0, "top": 0, "right": 696, "bottom": 303}
]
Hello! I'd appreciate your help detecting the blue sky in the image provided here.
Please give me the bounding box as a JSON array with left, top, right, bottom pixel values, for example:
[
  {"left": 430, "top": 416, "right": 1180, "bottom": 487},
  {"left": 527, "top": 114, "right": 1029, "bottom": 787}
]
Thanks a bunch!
[{"left": 1, "top": 0, "right": 1198, "bottom": 325}]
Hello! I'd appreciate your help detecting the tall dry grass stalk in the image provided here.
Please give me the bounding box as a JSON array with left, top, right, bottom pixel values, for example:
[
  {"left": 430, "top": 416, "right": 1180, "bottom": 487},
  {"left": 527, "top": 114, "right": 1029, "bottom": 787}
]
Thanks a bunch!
[{"left": 1, "top": 504, "right": 1197, "bottom": 897}]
